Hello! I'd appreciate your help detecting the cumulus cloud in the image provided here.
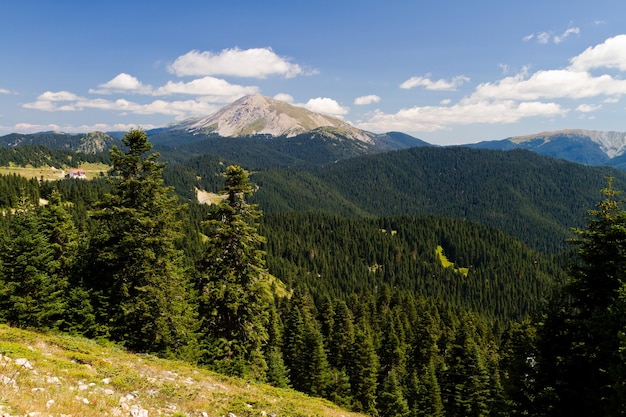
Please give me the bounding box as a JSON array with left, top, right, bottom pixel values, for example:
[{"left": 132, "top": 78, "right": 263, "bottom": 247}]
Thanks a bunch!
[
  {"left": 0, "top": 88, "right": 11, "bottom": 95},
  {"left": 274, "top": 93, "right": 294, "bottom": 103},
  {"left": 23, "top": 90, "right": 219, "bottom": 118},
  {"left": 302, "top": 97, "right": 349, "bottom": 117},
  {"left": 400, "top": 75, "right": 469, "bottom": 91},
  {"left": 354, "top": 95, "right": 381, "bottom": 105},
  {"left": 152, "top": 76, "right": 259, "bottom": 97},
  {"left": 357, "top": 99, "right": 565, "bottom": 133},
  {"left": 472, "top": 69, "right": 626, "bottom": 101},
  {"left": 569, "top": 34, "right": 626, "bottom": 72},
  {"left": 168, "top": 47, "right": 309, "bottom": 78},
  {"left": 89, "top": 73, "right": 152, "bottom": 94}
]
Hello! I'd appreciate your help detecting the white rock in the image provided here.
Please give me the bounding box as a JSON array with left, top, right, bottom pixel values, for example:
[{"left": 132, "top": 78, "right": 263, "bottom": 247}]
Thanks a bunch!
[
  {"left": 46, "top": 376, "right": 61, "bottom": 384},
  {"left": 15, "top": 358, "right": 33, "bottom": 369}
]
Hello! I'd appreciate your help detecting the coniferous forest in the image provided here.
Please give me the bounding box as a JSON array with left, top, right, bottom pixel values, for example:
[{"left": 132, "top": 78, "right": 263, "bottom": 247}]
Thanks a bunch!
[{"left": 2, "top": 129, "right": 626, "bottom": 416}]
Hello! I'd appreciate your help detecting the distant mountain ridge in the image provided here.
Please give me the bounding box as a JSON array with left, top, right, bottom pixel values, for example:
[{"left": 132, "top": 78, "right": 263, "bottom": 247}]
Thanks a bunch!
[
  {"left": 0, "top": 131, "right": 120, "bottom": 154},
  {"left": 468, "top": 129, "right": 626, "bottom": 167}
]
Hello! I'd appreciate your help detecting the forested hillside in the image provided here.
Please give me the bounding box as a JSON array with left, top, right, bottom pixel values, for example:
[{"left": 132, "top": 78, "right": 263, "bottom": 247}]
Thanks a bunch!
[
  {"left": 1, "top": 130, "right": 625, "bottom": 416},
  {"left": 160, "top": 145, "right": 626, "bottom": 253}
]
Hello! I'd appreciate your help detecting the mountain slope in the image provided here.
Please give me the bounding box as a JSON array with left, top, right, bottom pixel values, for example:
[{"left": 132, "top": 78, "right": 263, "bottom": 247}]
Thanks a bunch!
[
  {"left": 240, "top": 147, "right": 626, "bottom": 253},
  {"left": 468, "top": 129, "right": 626, "bottom": 166},
  {"left": 171, "top": 94, "right": 375, "bottom": 142},
  {"left": 0, "top": 325, "right": 363, "bottom": 417}
]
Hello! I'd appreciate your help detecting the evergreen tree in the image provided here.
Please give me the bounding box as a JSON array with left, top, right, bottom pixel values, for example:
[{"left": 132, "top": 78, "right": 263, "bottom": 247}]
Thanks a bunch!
[
  {"left": 536, "top": 180, "right": 626, "bottom": 416},
  {"left": 87, "top": 128, "right": 196, "bottom": 355},
  {"left": 409, "top": 360, "right": 444, "bottom": 417},
  {"left": 349, "top": 325, "right": 379, "bottom": 414},
  {"left": 377, "top": 369, "right": 409, "bottom": 417},
  {"left": 500, "top": 318, "right": 538, "bottom": 416},
  {"left": 39, "top": 190, "right": 95, "bottom": 335},
  {"left": 0, "top": 203, "right": 67, "bottom": 329},
  {"left": 196, "top": 164, "right": 272, "bottom": 379},
  {"left": 442, "top": 319, "right": 491, "bottom": 417},
  {"left": 265, "top": 304, "right": 289, "bottom": 388}
]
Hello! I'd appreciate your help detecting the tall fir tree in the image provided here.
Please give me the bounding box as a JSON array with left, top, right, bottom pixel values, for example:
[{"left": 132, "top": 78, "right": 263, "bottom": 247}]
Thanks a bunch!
[
  {"left": 39, "top": 190, "right": 95, "bottom": 335},
  {"left": 87, "top": 128, "right": 196, "bottom": 356},
  {"left": 349, "top": 324, "right": 380, "bottom": 414},
  {"left": 442, "top": 319, "right": 491, "bottom": 417},
  {"left": 536, "top": 180, "right": 626, "bottom": 416},
  {"left": 0, "top": 200, "right": 67, "bottom": 329},
  {"left": 196, "top": 164, "right": 272, "bottom": 379}
]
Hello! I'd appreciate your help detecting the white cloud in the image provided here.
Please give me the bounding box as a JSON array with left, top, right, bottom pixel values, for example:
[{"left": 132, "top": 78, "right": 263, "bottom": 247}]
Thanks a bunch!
[
  {"left": 523, "top": 26, "right": 580, "bottom": 44},
  {"left": 274, "top": 93, "right": 294, "bottom": 103},
  {"left": 357, "top": 99, "right": 566, "bottom": 133},
  {"left": 152, "top": 76, "right": 259, "bottom": 97},
  {"left": 537, "top": 32, "right": 551, "bottom": 44},
  {"left": 400, "top": 75, "right": 469, "bottom": 91},
  {"left": 168, "top": 47, "right": 309, "bottom": 78},
  {"left": 11, "top": 122, "right": 157, "bottom": 134},
  {"left": 0, "top": 88, "right": 10, "bottom": 95},
  {"left": 569, "top": 34, "right": 626, "bottom": 71},
  {"left": 554, "top": 27, "right": 580, "bottom": 44},
  {"left": 89, "top": 73, "right": 153, "bottom": 94},
  {"left": 472, "top": 69, "right": 626, "bottom": 100},
  {"left": 354, "top": 95, "right": 381, "bottom": 105},
  {"left": 302, "top": 97, "right": 349, "bottom": 117},
  {"left": 23, "top": 90, "right": 219, "bottom": 118},
  {"left": 576, "top": 103, "right": 602, "bottom": 113}
]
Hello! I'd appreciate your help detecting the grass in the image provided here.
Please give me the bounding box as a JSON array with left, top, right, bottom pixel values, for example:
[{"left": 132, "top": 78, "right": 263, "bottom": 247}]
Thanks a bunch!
[
  {"left": 436, "top": 245, "right": 470, "bottom": 277},
  {"left": 0, "top": 325, "right": 365, "bottom": 417},
  {"left": 0, "top": 162, "right": 109, "bottom": 181}
]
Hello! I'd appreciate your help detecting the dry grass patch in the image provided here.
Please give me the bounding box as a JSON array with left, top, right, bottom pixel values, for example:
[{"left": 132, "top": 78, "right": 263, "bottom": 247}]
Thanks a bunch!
[{"left": 0, "top": 325, "right": 365, "bottom": 417}]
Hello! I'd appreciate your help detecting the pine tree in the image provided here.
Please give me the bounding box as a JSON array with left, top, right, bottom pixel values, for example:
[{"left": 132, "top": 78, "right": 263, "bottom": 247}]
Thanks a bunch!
[
  {"left": 196, "top": 165, "right": 272, "bottom": 379},
  {"left": 87, "top": 128, "right": 196, "bottom": 355},
  {"left": 265, "top": 304, "right": 289, "bottom": 388},
  {"left": 442, "top": 319, "right": 491, "bottom": 417},
  {"left": 377, "top": 369, "right": 409, "bottom": 417},
  {"left": 39, "top": 190, "right": 95, "bottom": 335},
  {"left": 349, "top": 325, "right": 379, "bottom": 414},
  {"left": 535, "top": 180, "right": 626, "bottom": 416},
  {"left": 0, "top": 204, "right": 67, "bottom": 329},
  {"left": 409, "top": 360, "right": 444, "bottom": 417},
  {"left": 500, "top": 318, "right": 537, "bottom": 416}
]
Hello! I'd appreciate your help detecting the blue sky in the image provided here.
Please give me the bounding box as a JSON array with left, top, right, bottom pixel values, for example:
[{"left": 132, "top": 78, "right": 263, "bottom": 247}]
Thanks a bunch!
[{"left": 1, "top": 0, "right": 626, "bottom": 145}]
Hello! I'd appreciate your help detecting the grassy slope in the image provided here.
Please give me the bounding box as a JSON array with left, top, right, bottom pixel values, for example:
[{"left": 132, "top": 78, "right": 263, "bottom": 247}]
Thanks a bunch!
[
  {"left": 0, "top": 325, "right": 364, "bottom": 417},
  {"left": 0, "top": 162, "right": 109, "bottom": 181}
]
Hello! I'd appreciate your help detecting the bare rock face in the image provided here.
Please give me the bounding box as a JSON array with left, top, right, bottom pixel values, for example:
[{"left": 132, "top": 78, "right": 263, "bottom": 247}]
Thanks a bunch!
[
  {"left": 185, "top": 95, "right": 376, "bottom": 143},
  {"left": 510, "top": 129, "right": 626, "bottom": 159}
]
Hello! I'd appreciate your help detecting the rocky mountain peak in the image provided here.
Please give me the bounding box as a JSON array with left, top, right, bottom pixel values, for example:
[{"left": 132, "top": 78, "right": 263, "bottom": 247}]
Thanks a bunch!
[{"left": 182, "top": 94, "right": 375, "bottom": 143}]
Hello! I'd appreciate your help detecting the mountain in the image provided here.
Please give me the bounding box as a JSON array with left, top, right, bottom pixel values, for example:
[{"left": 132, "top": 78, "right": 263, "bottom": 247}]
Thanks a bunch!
[
  {"left": 468, "top": 129, "right": 626, "bottom": 166},
  {"left": 0, "top": 131, "right": 121, "bottom": 154},
  {"left": 149, "top": 95, "right": 429, "bottom": 159},
  {"left": 167, "top": 94, "right": 374, "bottom": 141}
]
